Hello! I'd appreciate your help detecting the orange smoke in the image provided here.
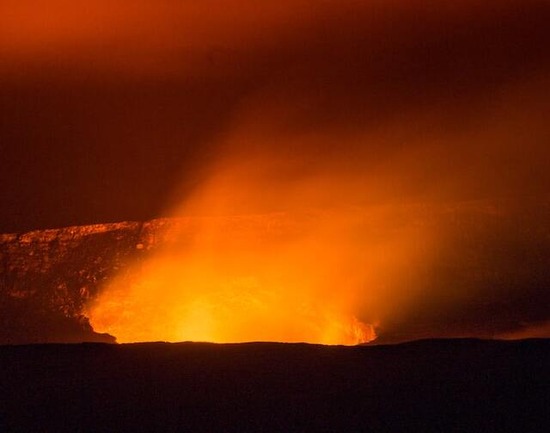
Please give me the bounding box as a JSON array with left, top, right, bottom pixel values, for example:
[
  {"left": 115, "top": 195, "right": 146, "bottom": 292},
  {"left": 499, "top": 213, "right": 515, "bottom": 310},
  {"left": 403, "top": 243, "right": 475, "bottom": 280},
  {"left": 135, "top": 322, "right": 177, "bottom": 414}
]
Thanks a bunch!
[
  {"left": 86, "top": 206, "right": 433, "bottom": 344},
  {"left": 85, "top": 74, "right": 548, "bottom": 345},
  {"left": 82, "top": 0, "right": 550, "bottom": 344},
  {"left": 85, "top": 72, "right": 549, "bottom": 345},
  {"left": 87, "top": 129, "right": 440, "bottom": 345}
]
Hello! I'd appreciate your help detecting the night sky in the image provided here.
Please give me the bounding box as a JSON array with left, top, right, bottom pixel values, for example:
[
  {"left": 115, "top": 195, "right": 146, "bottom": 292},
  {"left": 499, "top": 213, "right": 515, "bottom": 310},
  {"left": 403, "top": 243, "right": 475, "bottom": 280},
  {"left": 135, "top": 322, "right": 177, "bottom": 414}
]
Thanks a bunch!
[{"left": 1, "top": 0, "right": 549, "bottom": 233}]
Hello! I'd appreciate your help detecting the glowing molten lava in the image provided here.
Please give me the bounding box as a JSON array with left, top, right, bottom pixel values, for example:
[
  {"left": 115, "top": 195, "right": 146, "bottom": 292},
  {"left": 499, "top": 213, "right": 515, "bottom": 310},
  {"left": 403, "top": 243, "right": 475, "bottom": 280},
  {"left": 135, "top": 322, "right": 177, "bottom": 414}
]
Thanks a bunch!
[
  {"left": 87, "top": 198, "right": 435, "bottom": 345},
  {"left": 89, "top": 256, "right": 375, "bottom": 345},
  {"left": 87, "top": 125, "right": 436, "bottom": 345},
  {"left": 87, "top": 212, "right": 384, "bottom": 345}
]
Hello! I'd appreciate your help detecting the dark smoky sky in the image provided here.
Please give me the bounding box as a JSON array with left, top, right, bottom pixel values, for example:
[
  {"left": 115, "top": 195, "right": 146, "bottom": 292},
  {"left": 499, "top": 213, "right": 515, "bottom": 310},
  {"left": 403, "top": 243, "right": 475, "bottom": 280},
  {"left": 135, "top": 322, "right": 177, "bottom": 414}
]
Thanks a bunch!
[
  {"left": 1, "top": 0, "right": 549, "bottom": 343},
  {"left": 1, "top": 0, "right": 549, "bottom": 232}
]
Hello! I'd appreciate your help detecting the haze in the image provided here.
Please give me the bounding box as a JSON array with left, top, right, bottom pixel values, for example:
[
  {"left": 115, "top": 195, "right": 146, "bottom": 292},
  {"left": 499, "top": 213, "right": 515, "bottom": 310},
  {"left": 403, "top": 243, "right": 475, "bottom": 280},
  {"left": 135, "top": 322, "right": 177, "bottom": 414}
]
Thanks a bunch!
[{"left": 2, "top": 1, "right": 549, "bottom": 343}]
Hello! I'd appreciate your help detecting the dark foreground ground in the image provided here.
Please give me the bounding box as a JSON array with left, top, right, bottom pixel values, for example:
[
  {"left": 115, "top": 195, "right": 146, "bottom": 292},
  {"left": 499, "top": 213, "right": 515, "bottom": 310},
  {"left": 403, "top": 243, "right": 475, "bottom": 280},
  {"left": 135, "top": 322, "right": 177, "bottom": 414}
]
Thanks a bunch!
[{"left": 0, "top": 339, "right": 548, "bottom": 433}]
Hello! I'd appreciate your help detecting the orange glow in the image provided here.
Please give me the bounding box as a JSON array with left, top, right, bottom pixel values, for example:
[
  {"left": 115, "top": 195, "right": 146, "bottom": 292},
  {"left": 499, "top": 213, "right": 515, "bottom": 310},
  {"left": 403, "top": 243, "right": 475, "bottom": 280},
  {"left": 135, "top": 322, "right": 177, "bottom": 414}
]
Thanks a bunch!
[
  {"left": 88, "top": 247, "right": 376, "bottom": 345},
  {"left": 84, "top": 70, "right": 549, "bottom": 345},
  {"left": 74, "top": 0, "right": 550, "bottom": 345},
  {"left": 85, "top": 75, "right": 443, "bottom": 346},
  {"left": 87, "top": 156, "right": 437, "bottom": 345},
  {"left": 4, "top": 0, "right": 550, "bottom": 343},
  {"left": 87, "top": 210, "right": 421, "bottom": 344}
]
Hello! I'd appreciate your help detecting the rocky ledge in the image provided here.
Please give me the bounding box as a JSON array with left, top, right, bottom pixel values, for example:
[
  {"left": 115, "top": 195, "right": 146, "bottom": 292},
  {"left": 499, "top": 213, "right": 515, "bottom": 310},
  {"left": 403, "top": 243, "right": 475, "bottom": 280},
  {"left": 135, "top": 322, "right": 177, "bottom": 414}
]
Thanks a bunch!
[
  {"left": 0, "top": 219, "right": 176, "bottom": 344},
  {"left": 1, "top": 200, "right": 549, "bottom": 345}
]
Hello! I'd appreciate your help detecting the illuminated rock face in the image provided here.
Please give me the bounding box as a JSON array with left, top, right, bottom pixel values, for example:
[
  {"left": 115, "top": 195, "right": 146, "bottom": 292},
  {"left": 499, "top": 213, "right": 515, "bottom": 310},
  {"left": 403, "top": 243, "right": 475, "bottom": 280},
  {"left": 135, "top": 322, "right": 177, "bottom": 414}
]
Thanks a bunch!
[
  {"left": 0, "top": 217, "right": 255, "bottom": 344},
  {"left": 0, "top": 221, "right": 150, "bottom": 344},
  {"left": 1, "top": 200, "right": 549, "bottom": 345}
]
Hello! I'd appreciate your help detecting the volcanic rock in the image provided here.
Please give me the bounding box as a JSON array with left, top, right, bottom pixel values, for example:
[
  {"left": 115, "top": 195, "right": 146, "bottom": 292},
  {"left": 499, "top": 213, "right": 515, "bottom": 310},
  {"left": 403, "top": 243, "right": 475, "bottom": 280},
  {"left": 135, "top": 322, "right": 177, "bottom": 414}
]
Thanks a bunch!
[{"left": 1, "top": 199, "right": 549, "bottom": 345}]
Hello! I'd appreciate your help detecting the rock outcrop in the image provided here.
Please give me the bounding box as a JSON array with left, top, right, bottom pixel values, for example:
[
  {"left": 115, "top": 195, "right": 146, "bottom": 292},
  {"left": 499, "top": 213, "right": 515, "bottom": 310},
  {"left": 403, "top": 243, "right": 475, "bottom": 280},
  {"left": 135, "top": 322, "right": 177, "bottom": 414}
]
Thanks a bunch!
[
  {"left": 0, "top": 216, "right": 297, "bottom": 344},
  {"left": 1, "top": 222, "right": 130, "bottom": 343},
  {"left": 1, "top": 200, "right": 549, "bottom": 345}
]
